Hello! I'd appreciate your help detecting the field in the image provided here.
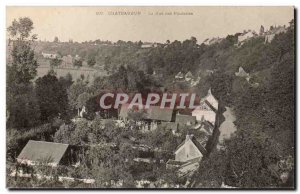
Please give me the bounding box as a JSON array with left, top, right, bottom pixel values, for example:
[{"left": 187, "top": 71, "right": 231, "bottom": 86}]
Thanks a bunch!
[{"left": 36, "top": 60, "right": 107, "bottom": 83}]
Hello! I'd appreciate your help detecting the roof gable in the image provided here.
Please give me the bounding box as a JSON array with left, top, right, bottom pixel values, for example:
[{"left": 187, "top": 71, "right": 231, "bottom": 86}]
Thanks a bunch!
[
  {"left": 202, "top": 89, "right": 218, "bottom": 110},
  {"left": 175, "top": 135, "right": 207, "bottom": 156},
  {"left": 185, "top": 71, "right": 193, "bottom": 78}
]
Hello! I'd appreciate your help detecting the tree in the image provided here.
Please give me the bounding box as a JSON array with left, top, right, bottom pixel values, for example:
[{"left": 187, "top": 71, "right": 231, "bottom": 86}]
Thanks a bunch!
[
  {"left": 259, "top": 25, "right": 265, "bottom": 35},
  {"left": 6, "top": 83, "right": 40, "bottom": 128},
  {"left": 53, "top": 123, "right": 74, "bottom": 144},
  {"left": 73, "top": 59, "right": 83, "bottom": 68},
  {"left": 50, "top": 58, "right": 62, "bottom": 67},
  {"left": 6, "top": 17, "right": 40, "bottom": 128},
  {"left": 127, "top": 109, "right": 147, "bottom": 122},
  {"left": 53, "top": 36, "right": 59, "bottom": 43},
  {"left": 35, "top": 73, "right": 68, "bottom": 121},
  {"left": 87, "top": 56, "right": 96, "bottom": 67},
  {"left": 9, "top": 41, "right": 38, "bottom": 84},
  {"left": 58, "top": 73, "right": 73, "bottom": 90},
  {"left": 76, "top": 92, "right": 91, "bottom": 117},
  {"left": 193, "top": 150, "right": 225, "bottom": 188},
  {"left": 209, "top": 72, "right": 233, "bottom": 103},
  {"left": 7, "top": 17, "right": 37, "bottom": 84},
  {"left": 222, "top": 130, "right": 281, "bottom": 188},
  {"left": 68, "top": 79, "right": 88, "bottom": 115},
  {"left": 7, "top": 17, "right": 34, "bottom": 41},
  {"left": 110, "top": 65, "right": 128, "bottom": 90}
]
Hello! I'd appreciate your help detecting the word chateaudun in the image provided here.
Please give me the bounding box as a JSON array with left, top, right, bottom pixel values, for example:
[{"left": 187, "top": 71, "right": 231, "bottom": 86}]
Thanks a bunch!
[{"left": 99, "top": 93, "right": 202, "bottom": 109}]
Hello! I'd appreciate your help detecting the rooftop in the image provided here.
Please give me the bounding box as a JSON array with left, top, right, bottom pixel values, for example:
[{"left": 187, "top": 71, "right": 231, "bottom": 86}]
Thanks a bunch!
[{"left": 17, "top": 140, "right": 69, "bottom": 165}]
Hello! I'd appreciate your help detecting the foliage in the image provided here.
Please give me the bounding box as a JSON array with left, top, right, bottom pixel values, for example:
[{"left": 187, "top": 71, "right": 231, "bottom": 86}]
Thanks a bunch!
[
  {"left": 50, "top": 58, "right": 62, "bottom": 67},
  {"left": 7, "top": 17, "right": 34, "bottom": 41},
  {"left": 73, "top": 59, "right": 83, "bottom": 68},
  {"left": 35, "top": 73, "right": 69, "bottom": 121}
]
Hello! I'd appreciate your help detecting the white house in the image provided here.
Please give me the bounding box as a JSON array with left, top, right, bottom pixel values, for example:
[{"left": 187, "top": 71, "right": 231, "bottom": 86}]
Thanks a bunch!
[
  {"left": 192, "top": 89, "right": 218, "bottom": 126},
  {"left": 175, "top": 71, "right": 184, "bottom": 79},
  {"left": 201, "top": 88, "right": 218, "bottom": 110},
  {"left": 203, "top": 37, "right": 223, "bottom": 45},
  {"left": 42, "top": 52, "right": 59, "bottom": 59},
  {"left": 166, "top": 134, "right": 207, "bottom": 176},
  {"left": 192, "top": 101, "right": 217, "bottom": 126},
  {"left": 265, "top": 26, "right": 287, "bottom": 43},
  {"left": 174, "top": 134, "right": 206, "bottom": 162},
  {"left": 238, "top": 30, "right": 257, "bottom": 44},
  {"left": 235, "top": 66, "right": 251, "bottom": 82},
  {"left": 185, "top": 71, "right": 194, "bottom": 82}
]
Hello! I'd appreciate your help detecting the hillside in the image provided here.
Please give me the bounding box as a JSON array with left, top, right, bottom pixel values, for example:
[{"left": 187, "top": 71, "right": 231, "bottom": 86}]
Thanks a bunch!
[{"left": 6, "top": 17, "right": 294, "bottom": 188}]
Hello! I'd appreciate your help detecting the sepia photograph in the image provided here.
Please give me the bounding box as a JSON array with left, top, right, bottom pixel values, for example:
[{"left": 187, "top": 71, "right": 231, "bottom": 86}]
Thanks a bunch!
[{"left": 5, "top": 6, "right": 295, "bottom": 189}]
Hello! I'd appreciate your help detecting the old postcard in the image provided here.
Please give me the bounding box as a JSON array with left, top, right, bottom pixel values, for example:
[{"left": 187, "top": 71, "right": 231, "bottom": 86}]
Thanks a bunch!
[{"left": 6, "top": 6, "right": 295, "bottom": 189}]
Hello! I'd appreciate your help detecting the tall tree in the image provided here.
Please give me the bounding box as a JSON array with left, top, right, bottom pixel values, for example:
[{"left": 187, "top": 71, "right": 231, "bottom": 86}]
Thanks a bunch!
[
  {"left": 35, "top": 73, "right": 68, "bottom": 121},
  {"left": 7, "top": 17, "right": 34, "bottom": 41},
  {"left": 53, "top": 36, "right": 59, "bottom": 43},
  {"left": 87, "top": 55, "right": 96, "bottom": 67},
  {"left": 7, "top": 17, "right": 40, "bottom": 128},
  {"left": 7, "top": 17, "right": 38, "bottom": 84}
]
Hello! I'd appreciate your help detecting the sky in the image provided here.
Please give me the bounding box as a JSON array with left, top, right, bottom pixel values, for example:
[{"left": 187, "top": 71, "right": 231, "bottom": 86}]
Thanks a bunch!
[{"left": 6, "top": 6, "right": 294, "bottom": 43}]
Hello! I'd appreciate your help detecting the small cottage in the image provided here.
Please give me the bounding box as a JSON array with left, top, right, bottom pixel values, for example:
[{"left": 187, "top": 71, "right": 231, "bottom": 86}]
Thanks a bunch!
[
  {"left": 175, "top": 71, "right": 184, "bottom": 79},
  {"left": 166, "top": 134, "right": 207, "bottom": 176},
  {"left": 185, "top": 71, "right": 194, "bottom": 82},
  {"left": 17, "top": 140, "right": 70, "bottom": 167},
  {"left": 175, "top": 114, "right": 196, "bottom": 126}
]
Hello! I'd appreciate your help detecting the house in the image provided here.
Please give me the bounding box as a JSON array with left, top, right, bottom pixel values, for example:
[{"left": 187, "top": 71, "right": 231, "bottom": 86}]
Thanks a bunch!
[
  {"left": 191, "top": 89, "right": 218, "bottom": 126},
  {"left": 17, "top": 140, "right": 69, "bottom": 167},
  {"left": 235, "top": 66, "right": 251, "bottom": 82},
  {"left": 191, "top": 76, "right": 201, "bottom": 87},
  {"left": 175, "top": 114, "right": 196, "bottom": 126},
  {"left": 185, "top": 71, "right": 194, "bottom": 82},
  {"left": 168, "top": 134, "right": 207, "bottom": 163},
  {"left": 264, "top": 26, "right": 287, "bottom": 43},
  {"left": 206, "top": 69, "right": 214, "bottom": 75},
  {"left": 14, "top": 140, "right": 96, "bottom": 184},
  {"left": 192, "top": 100, "right": 217, "bottom": 126},
  {"left": 166, "top": 134, "right": 207, "bottom": 176},
  {"left": 160, "top": 122, "right": 180, "bottom": 136},
  {"left": 264, "top": 34, "right": 276, "bottom": 44},
  {"left": 141, "top": 43, "right": 158, "bottom": 48},
  {"left": 74, "top": 54, "right": 81, "bottom": 61},
  {"left": 194, "top": 120, "right": 214, "bottom": 135},
  {"left": 203, "top": 37, "right": 223, "bottom": 45},
  {"left": 201, "top": 88, "right": 219, "bottom": 111},
  {"left": 119, "top": 104, "right": 175, "bottom": 131},
  {"left": 119, "top": 104, "right": 174, "bottom": 122},
  {"left": 61, "top": 55, "right": 73, "bottom": 66},
  {"left": 146, "top": 106, "right": 174, "bottom": 122},
  {"left": 209, "top": 37, "right": 223, "bottom": 45},
  {"left": 175, "top": 71, "right": 184, "bottom": 79},
  {"left": 237, "top": 30, "right": 257, "bottom": 44},
  {"left": 161, "top": 121, "right": 178, "bottom": 131},
  {"left": 42, "top": 52, "right": 59, "bottom": 59},
  {"left": 235, "top": 66, "right": 249, "bottom": 77},
  {"left": 152, "top": 68, "right": 164, "bottom": 78}
]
